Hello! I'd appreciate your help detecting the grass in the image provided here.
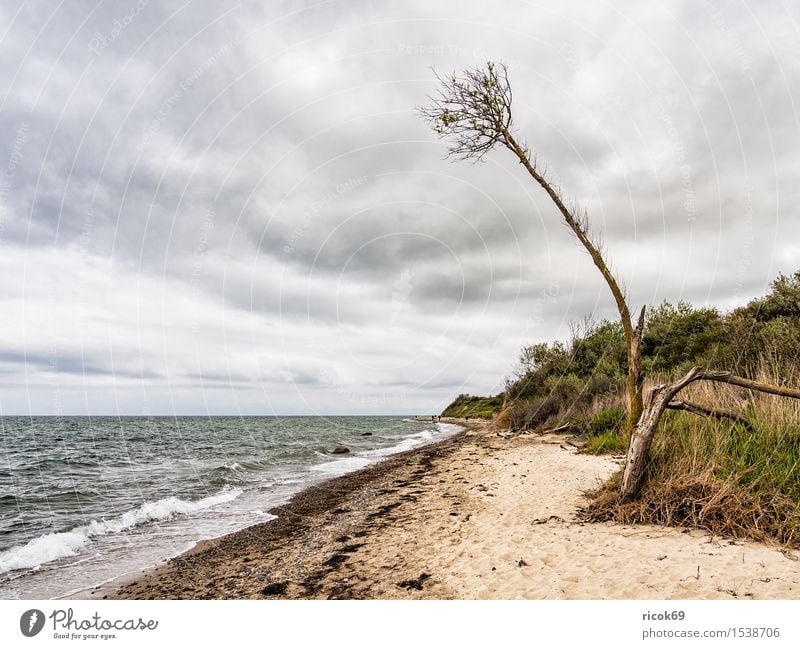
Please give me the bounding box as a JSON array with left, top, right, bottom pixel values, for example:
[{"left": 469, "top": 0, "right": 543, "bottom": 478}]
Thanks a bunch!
[
  {"left": 586, "top": 368, "right": 800, "bottom": 547},
  {"left": 589, "top": 407, "right": 626, "bottom": 435},
  {"left": 584, "top": 429, "right": 626, "bottom": 455},
  {"left": 580, "top": 407, "right": 627, "bottom": 455}
]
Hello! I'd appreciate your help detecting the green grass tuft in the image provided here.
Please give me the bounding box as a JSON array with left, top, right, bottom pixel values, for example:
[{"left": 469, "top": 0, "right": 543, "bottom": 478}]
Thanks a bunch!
[{"left": 584, "top": 429, "right": 626, "bottom": 455}]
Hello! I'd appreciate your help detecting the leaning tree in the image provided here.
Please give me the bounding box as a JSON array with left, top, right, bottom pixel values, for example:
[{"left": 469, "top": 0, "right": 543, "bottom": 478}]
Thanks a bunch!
[
  {"left": 419, "top": 62, "right": 646, "bottom": 430},
  {"left": 421, "top": 62, "right": 800, "bottom": 500}
]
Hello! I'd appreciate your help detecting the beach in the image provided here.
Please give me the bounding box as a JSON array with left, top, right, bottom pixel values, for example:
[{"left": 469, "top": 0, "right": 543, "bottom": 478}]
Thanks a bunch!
[{"left": 108, "top": 418, "right": 800, "bottom": 600}]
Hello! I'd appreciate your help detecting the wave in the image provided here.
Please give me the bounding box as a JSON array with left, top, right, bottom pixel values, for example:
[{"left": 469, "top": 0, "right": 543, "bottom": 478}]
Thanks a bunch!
[
  {"left": 0, "top": 487, "right": 241, "bottom": 574},
  {"left": 435, "top": 422, "right": 464, "bottom": 435},
  {"left": 211, "top": 462, "right": 245, "bottom": 473},
  {"left": 310, "top": 456, "right": 371, "bottom": 475},
  {"left": 205, "top": 461, "right": 270, "bottom": 487},
  {"left": 362, "top": 428, "right": 436, "bottom": 458},
  {"left": 310, "top": 425, "right": 462, "bottom": 476},
  {"left": 207, "top": 459, "right": 277, "bottom": 475}
]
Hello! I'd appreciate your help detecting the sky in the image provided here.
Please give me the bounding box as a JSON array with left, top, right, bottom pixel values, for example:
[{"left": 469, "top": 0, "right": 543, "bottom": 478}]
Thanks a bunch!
[{"left": 0, "top": 0, "right": 798, "bottom": 415}]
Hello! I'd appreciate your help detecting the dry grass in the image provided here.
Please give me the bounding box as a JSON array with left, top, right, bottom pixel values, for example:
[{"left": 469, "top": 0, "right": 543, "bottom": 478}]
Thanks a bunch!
[{"left": 586, "top": 470, "right": 800, "bottom": 548}]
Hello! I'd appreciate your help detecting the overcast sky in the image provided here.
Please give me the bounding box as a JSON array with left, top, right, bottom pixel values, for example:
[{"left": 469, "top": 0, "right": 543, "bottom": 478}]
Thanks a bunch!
[{"left": 0, "top": 0, "right": 798, "bottom": 415}]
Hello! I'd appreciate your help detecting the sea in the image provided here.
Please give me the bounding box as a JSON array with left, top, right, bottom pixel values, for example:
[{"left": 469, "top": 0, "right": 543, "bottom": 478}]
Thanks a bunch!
[{"left": 0, "top": 415, "right": 461, "bottom": 599}]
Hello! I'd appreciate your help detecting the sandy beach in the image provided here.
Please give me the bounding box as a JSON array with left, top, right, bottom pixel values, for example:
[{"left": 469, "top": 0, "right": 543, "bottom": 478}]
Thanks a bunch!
[{"left": 108, "top": 419, "right": 800, "bottom": 600}]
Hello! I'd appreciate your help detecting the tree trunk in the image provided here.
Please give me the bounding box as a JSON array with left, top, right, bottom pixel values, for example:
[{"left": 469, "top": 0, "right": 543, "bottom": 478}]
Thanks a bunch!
[
  {"left": 502, "top": 129, "right": 644, "bottom": 429},
  {"left": 627, "top": 306, "right": 646, "bottom": 431},
  {"left": 619, "top": 367, "right": 800, "bottom": 502},
  {"left": 619, "top": 368, "right": 703, "bottom": 501}
]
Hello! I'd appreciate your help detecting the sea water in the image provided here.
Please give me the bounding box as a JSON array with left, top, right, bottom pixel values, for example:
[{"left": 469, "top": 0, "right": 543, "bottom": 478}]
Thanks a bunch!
[{"left": 0, "top": 416, "right": 460, "bottom": 599}]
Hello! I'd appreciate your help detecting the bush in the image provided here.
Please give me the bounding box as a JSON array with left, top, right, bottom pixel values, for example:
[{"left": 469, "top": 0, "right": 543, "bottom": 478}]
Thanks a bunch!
[
  {"left": 502, "top": 319, "right": 627, "bottom": 431},
  {"left": 719, "top": 272, "right": 800, "bottom": 374},
  {"left": 641, "top": 301, "right": 725, "bottom": 373},
  {"left": 504, "top": 394, "right": 563, "bottom": 431},
  {"left": 745, "top": 270, "right": 800, "bottom": 321}
]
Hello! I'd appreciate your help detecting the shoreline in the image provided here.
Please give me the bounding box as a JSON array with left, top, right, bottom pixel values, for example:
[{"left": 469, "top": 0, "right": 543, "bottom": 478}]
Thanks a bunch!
[
  {"left": 106, "top": 417, "right": 800, "bottom": 599},
  {"left": 102, "top": 417, "right": 475, "bottom": 599}
]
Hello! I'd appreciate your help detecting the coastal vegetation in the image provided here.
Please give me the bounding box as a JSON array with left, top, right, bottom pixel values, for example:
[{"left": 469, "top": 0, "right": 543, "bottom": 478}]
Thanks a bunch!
[
  {"left": 446, "top": 272, "right": 800, "bottom": 546},
  {"left": 441, "top": 394, "right": 503, "bottom": 419}
]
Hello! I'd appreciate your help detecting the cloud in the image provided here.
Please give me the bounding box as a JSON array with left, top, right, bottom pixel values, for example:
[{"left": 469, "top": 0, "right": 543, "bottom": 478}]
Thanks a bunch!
[{"left": 0, "top": 0, "right": 798, "bottom": 413}]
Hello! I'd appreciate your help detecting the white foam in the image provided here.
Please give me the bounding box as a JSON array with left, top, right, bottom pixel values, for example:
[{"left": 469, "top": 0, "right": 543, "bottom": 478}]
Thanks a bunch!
[
  {"left": 310, "top": 456, "right": 371, "bottom": 475},
  {"left": 363, "top": 428, "right": 438, "bottom": 458},
  {"left": 311, "top": 424, "right": 463, "bottom": 476},
  {"left": 0, "top": 531, "right": 87, "bottom": 574},
  {"left": 0, "top": 487, "right": 241, "bottom": 574}
]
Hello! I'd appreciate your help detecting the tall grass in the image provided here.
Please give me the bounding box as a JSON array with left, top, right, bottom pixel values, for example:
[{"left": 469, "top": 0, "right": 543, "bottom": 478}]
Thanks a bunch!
[{"left": 587, "top": 365, "right": 800, "bottom": 547}]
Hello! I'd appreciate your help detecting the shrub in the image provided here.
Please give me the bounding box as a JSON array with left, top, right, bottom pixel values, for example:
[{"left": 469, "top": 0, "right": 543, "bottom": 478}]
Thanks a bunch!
[{"left": 641, "top": 301, "right": 725, "bottom": 373}]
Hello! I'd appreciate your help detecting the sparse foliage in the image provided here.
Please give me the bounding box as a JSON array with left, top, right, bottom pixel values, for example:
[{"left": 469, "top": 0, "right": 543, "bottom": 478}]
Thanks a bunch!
[{"left": 419, "top": 62, "right": 514, "bottom": 162}]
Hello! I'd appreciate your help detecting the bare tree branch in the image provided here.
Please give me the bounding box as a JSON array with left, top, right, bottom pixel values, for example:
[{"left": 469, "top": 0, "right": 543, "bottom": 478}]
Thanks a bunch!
[
  {"left": 693, "top": 370, "right": 800, "bottom": 400},
  {"left": 665, "top": 399, "right": 754, "bottom": 431},
  {"left": 418, "top": 62, "right": 514, "bottom": 163}
]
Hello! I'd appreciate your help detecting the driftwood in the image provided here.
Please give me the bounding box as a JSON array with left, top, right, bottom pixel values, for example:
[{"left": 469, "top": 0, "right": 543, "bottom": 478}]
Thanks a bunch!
[
  {"left": 544, "top": 422, "right": 583, "bottom": 434},
  {"left": 665, "top": 399, "right": 754, "bottom": 431},
  {"left": 620, "top": 367, "right": 800, "bottom": 501}
]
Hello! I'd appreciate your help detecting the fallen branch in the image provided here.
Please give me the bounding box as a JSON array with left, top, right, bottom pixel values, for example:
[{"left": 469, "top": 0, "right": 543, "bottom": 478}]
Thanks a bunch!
[
  {"left": 543, "top": 422, "right": 584, "bottom": 434},
  {"left": 695, "top": 370, "right": 800, "bottom": 399},
  {"left": 666, "top": 399, "right": 754, "bottom": 431}
]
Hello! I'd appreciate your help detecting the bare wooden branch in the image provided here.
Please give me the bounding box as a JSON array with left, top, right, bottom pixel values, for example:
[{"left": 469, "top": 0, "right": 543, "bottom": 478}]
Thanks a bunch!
[
  {"left": 621, "top": 367, "right": 709, "bottom": 501},
  {"left": 417, "top": 62, "right": 513, "bottom": 163},
  {"left": 694, "top": 370, "right": 800, "bottom": 400},
  {"left": 543, "top": 422, "right": 584, "bottom": 434},
  {"left": 630, "top": 305, "right": 647, "bottom": 422},
  {"left": 665, "top": 399, "right": 754, "bottom": 431}
]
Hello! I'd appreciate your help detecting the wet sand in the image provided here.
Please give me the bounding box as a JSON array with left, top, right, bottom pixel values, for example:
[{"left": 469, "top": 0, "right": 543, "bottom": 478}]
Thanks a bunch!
[{"left": 108, "top": 418, "right": 800, "bottom": 599}]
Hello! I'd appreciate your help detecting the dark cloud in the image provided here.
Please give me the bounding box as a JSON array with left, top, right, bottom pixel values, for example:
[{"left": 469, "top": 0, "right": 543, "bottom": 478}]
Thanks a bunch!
[{"left": 0, "top": 350, "right": 160, "bottom": 380}]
